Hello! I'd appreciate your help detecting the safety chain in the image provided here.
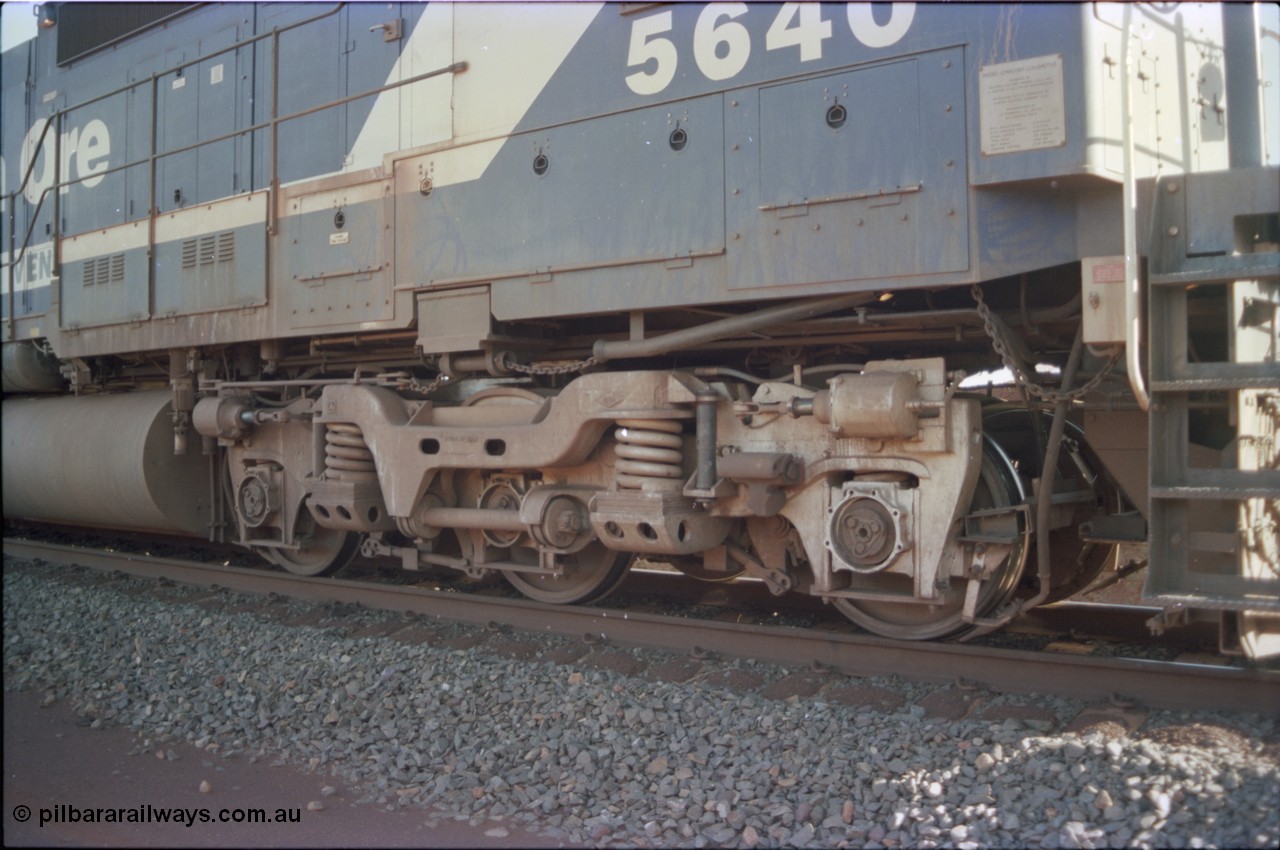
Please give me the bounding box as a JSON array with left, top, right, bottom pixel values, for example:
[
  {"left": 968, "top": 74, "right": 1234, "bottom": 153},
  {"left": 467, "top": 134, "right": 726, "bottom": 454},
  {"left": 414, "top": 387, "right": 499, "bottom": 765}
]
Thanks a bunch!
[
  {"left": 970, "top": 284, "right": 1122, "bottom": 404},
  {"left": 408, "top": 373, "right": 451, "bottom": 395},
  {"left": 377, "top": 370, "right": 450, "bottom": 396},
  {"left": 498, "top": 352, "right": 601, "bottom": 377}
]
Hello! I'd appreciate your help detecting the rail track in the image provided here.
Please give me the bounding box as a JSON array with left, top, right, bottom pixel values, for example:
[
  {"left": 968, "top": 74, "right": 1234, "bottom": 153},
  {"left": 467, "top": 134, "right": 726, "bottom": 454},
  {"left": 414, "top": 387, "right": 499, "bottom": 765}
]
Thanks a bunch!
[{"left": 4, "top": 537, "right": 1277, "bottom": 714}]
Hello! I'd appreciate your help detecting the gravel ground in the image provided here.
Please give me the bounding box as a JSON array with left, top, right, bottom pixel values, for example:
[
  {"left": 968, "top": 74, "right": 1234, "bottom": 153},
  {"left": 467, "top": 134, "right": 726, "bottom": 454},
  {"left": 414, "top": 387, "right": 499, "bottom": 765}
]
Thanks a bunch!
[{"left": 4, "top": 557, "right": 1278, "bottom": 849}]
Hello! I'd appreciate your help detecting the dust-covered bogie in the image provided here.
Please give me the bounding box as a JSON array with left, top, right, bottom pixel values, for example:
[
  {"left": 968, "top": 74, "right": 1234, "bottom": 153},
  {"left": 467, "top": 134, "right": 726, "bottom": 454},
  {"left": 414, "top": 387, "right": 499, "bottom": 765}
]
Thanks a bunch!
[{"left": 187, "top": 357, "right": 1084, "bottom": 636}]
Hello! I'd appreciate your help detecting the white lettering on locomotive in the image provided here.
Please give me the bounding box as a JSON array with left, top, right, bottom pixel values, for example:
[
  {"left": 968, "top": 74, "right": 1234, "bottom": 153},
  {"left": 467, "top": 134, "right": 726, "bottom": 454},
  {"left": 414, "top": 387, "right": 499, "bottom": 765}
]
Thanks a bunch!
[
  {"left": 19, "top": 117, "right": 111, "bottom": 205},
  {"left": 626, "top": 2, "right": 916, "bottom": 95}
]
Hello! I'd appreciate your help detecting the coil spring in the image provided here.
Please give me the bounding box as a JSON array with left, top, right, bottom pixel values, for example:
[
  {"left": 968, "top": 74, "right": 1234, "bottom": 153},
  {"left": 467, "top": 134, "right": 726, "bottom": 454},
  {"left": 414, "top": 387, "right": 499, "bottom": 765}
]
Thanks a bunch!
[
  {"left": 615, "top": 419, "right": 684, "bottom": 490},
  {"left": 325, "top": 423, "right": 376, "bottom": 481}
]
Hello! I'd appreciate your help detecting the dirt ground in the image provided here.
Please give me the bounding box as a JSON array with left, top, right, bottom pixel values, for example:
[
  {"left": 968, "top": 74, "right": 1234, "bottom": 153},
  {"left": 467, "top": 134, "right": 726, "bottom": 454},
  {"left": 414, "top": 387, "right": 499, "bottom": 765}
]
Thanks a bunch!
[{"left": 3, "top": 687, "right": 576, "bottom": 849}]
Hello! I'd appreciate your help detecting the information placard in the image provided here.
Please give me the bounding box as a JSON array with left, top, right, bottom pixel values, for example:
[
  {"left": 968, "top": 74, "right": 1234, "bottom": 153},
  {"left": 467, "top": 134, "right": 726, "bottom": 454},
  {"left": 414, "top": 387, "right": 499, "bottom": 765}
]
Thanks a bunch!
[{"left": 980, "top": 55, "right": 1066, "bottom": 155}]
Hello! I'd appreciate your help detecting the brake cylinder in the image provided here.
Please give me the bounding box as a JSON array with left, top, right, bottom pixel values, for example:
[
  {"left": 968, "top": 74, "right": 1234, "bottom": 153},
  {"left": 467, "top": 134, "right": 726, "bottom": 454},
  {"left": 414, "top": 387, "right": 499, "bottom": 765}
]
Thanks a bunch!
[{"left": 812, "top": 371, "right": 921, "bottom": 438}]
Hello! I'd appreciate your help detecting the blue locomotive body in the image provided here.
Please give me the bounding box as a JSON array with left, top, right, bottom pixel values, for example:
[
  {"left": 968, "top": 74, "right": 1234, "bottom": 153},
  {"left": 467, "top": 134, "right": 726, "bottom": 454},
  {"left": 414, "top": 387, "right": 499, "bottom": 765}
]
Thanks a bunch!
[{"left": 3, "top": 3, "right": 1204, "bottom": 342}]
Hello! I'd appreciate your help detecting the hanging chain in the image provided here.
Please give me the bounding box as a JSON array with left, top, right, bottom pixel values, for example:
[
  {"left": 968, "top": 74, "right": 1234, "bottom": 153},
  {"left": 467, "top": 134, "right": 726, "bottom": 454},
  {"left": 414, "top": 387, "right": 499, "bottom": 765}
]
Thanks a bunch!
[
  {"left": 971, "top": 284, "right": 1122, "bottom": 405},
  {"left": 377, "top": 370, "right": 450, "bottom": 395},
  {"left": 498, "top": 352, "right": 601, "bottom": 377},
  {"left": 408, "top": 373, "right": 451, "bottom": 395}
]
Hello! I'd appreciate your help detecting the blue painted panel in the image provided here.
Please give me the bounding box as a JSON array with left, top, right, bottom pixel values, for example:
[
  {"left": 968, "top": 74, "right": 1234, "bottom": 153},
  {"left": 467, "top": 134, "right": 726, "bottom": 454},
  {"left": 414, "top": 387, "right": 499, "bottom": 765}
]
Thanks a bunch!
[
  {"left": 157, "top": 45, "right": 196, "bottom": 215},
  {"left": 60, "top": 246, "right": 149, "bottom": 328},
  {"left": 60, "top": 93, "right": 129, "bottom": 236},
  {"left": 0, "top": 245, "right": 55, "bottom": 320},
  {"left": 290, "top": 209, "right": 384, "bottom": 288},
  {"left": 758, "top": 59, "right": 921, "bottom": 207},
  {"left": 0, "top": 38, "right": 50, "bottom": 321},
  {"left": 728, "top": 47, "right": 968, "bottom": 291},
  {"left": 974, "top": 186, "right": 1081, "bottom": 279},
  {"left": 269, "top": 10, "right": 342, "bottom": 184},
  {"left": 1, "top": 284, "right": 54, "bottom": 320},
  {"left": 154, "top": 222, "right": 266, "bottom": 316},
  {"left": 124, "top": 60, "right": 157, "bottom": 223},
  {"left": 157, "top": 23, "right": 240, "bottom": 213},
  {"left": 3, "top": 41, "right": 55, "bottom": 278},
  {"left": 408, "top": 97, "right": 725, "bottom": 286},
  {"left": 2, "top": 41, "right": 35, "bottom": 270},
  {"left": 281, "top": 189, "right": 394, "bottom": 329},
  {"left": 194, "top": 29, "right": 241, "bottom": 203}
]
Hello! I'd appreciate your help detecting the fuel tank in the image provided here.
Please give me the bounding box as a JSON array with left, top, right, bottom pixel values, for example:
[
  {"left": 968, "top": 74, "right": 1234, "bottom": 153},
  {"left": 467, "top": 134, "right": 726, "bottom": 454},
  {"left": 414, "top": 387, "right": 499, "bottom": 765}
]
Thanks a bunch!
[
  {"left": 2, "top": 390, "right": 212, "bottom": 536},
  {"left": 2, "top": 342, "right": 64, "bottom": 394}
]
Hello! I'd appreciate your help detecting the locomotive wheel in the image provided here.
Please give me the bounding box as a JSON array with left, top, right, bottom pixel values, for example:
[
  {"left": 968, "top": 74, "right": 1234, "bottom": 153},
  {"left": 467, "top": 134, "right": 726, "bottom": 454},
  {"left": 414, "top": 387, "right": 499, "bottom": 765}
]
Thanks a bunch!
[
  {"left": 979, "top": 404, "right": 1118, "bottom": 602},
  {"left": 266, "top": 519, "right": 361, "bottom": 577},
  {"left": 832, "top": 436, "right": 1029, "bottom": 640},
  {"left": 504, "top": 543, "right": 635, "bottom": 605},
  {"left": 454, "top": 387, "right": 634, "bottom": 604}
]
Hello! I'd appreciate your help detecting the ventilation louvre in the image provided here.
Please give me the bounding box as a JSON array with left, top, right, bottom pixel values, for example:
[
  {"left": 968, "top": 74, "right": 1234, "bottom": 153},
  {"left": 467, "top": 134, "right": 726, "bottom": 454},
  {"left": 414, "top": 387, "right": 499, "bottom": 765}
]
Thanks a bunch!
[
  {"left": 182, "top": 231, "right": 235, "bottom": 269},
  {"left": 83, "top": 254, "right": 126, "bottom": 286}
]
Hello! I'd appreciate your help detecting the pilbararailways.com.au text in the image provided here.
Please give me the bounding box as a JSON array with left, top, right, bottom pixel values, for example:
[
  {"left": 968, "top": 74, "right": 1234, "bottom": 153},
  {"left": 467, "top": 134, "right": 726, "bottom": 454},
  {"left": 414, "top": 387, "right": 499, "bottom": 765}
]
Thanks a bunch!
[{"left": 29, "top": 803, "right": 302, "bottom": 827}]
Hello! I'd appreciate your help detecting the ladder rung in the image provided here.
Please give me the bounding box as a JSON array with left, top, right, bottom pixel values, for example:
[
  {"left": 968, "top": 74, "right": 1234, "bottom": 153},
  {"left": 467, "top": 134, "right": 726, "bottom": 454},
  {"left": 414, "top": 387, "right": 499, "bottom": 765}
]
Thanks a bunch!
[
  {"left": 1151, "top": 377, "right": 1280, "bottom": 392},
  {"left": 1146, "top": 593, "right": 1280, "bottom": 613},
  {"left": 1149, "top": 262, "right": 1280, "bottom": 287},
  {"left": 1153, "top": 468, "right": 1280, "bottom": 492},
  {"left": 1150, "top": 361, "right": 1280, "bottom": 392},
  {"left": 1151, "top": 486, "right": 1280, "bottom": 501}
]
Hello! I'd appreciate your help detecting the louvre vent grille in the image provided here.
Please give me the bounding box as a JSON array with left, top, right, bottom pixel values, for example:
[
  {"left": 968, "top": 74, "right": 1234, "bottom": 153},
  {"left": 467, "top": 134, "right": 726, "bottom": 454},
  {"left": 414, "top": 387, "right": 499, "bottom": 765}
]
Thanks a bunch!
[
  {"left": 83, "top": 255, "right": 126, "bottom": 286},
  {"left": 182, "top": 231, "right": 235, "bottom": 269}
]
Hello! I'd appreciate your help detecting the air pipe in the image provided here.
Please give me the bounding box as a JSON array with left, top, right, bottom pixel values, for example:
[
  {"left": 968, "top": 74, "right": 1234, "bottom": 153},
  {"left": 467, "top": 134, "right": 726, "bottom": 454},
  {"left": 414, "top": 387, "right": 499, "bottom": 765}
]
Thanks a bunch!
[{"left": 592, "top": 292, "right": 880, "bottom": 363}]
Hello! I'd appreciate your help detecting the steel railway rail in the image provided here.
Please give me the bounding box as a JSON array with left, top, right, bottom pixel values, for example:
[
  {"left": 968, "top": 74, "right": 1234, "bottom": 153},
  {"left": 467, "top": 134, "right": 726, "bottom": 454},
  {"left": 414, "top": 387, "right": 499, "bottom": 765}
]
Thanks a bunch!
[{"left": 5, "top": 538, "right": 1276, "bottom": 715}]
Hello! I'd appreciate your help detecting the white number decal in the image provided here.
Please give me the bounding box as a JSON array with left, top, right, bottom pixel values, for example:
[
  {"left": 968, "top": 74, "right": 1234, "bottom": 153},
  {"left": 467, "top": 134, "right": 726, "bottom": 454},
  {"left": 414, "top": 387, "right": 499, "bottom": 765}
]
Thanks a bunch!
[
  {"left": 693, "top": 3, "right": 751, "bottom": 82},
  {"left": 625, "top": 3, "right": 917, "bottom": 96},
  {"left": 625, "top": 11, "right": 678, "bottom": 96},
  {"left": 766, "top": 3, "right": 832, "bottom": 62},
  {"left": 846, "top": 2, "right": 916, "bottom": 49}
]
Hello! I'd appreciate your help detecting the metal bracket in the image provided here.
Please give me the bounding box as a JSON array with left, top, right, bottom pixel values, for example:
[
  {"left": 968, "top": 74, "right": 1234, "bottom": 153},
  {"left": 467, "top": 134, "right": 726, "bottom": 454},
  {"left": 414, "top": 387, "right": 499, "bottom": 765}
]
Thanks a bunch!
[
  {"left": 959, "top": 541, "right": 1012, "bottom": 623},
  {"left": 725, "top": 544, "right": 793, "bottom": 596},
  {"left": 360, "top": 535, "right": 420, "bottom": 571},
  {"left": 370, "top": 19, "right": 403, "bottom": 42},
  {"left": 960, "top": 502, "right": 1031, "bottom": 546},
  {"left": 1079, "top": 512, "right": 1148, "bottom": 544}
]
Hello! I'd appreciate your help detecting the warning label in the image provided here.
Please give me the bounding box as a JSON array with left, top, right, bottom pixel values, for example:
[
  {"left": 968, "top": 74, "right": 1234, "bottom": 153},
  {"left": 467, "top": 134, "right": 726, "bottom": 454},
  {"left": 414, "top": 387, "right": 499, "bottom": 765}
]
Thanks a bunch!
[{"left": 1092, "top": 262, "right": 1126, "bottom": 284}]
